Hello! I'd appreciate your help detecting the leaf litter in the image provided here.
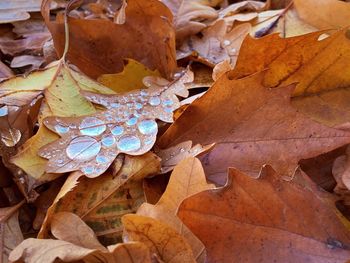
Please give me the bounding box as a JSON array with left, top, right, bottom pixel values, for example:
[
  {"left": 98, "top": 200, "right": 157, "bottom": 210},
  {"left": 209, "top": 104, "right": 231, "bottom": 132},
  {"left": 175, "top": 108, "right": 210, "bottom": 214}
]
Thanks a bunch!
[{"left": 1, "top": 0, "right": 350, "bottom": 262}]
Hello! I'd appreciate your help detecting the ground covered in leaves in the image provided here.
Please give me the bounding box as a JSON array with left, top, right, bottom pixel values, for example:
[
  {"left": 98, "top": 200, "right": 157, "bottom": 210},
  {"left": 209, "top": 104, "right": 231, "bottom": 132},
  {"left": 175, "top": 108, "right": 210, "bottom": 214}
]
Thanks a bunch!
[{"left": 1, "top": 0, "right": 350, "bottom": 262}]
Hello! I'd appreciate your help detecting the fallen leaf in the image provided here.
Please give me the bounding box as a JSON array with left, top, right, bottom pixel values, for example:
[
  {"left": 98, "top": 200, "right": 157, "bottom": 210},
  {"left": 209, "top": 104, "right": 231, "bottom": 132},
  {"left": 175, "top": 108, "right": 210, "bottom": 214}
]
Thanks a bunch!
[
  {"left": 97, "top": 59, "right": 160, "bottom": 93},
  {"left": 38, "top": 72, "right": 190, "bottom": 177},
  {"left": 294, "top": 0, "right": 350, "bottom": 30},
  {"left": 178, "top": 20, "right": 251, "bottom": 66},
  {"left": 159, "top": 72, "right": 350, "bottom": 184},
  {"left": 42, "top": 0, "right": 176, "bottom": 79},
  {"left": 0, "top": 60, "right": 13, "bottom": 80},
  {"left": 162, "top": 0, "right": 218, "bottom": 42},
  {"left": 155, "top": 140, "right": 215, "bottom": 173},
  {"left": 228, "top": 28, "right": 350, "bottom": 127},
  {"left": 10, "top": 55, "right": 44, "bottom": 70},
  {"left": 38, "top": 153, "right": 160, "bottom": 245},
  {"left": 122, "top": 214, "right": 196, "bottom": 263},
  {"left": 0, "top": 201, "right": 24, "bottom": 263},
  {"left": 178, "top": 167, "right": 350, "bottom": 262},
  {"left": 138, "top": 157, "right": 215, "bottom": 260},
  {"left": 11, "top": 212, "right": 152, "bottom": 263}
]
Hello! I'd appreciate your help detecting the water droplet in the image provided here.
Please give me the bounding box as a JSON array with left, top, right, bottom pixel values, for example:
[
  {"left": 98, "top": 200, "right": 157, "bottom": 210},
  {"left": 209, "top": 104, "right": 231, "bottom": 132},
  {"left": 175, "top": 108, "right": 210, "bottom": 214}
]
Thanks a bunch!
[
  {"left": 164, "top": 107, "right": 173, "bottom": 113},
  {"left": 140, "top": 90, "right": 148, "bottom": 96},
  {"left": 162, "top": 98, "right": 173, "bottom": 106},
  {"left": 223, "top": 39, "right": 231, "bottom": 46},
  {"left": 102, "top": 135, "right": 115, "bottom": 147},
  {"left": 79, "top": 117, "right": 106, "bottom": 136},
  {"left": 144, "top": 137, "right": 154, "bottom": 145},
  {"left": 180, "top": 148, "right": 185, "bottom": 153},
  {"left": 111, "top": 102, "right": 120, "bottom": 108},
  {"left": 174, "top": 72, "right": 181, "bottom": 78},
  {"left": 96, "top": 154, "right": 109, "bottom": 163},
  {"left": 82, "top": 166, "right": 94, "bottom": 175},
  {"left": 66, "top": 136, "right": 101, "bottom": 161},
  {"left": 0, "top": 105, "right": 8, "bottom": 116},
  {"left": 230, "top": 48, "right": 237, "bottom": 53},
  {"left": 149, "top": 96, "right": 161, "bottom": 106},
  {"left": 111, "top": 125, "right": 124, "bottom": 136},
  {"left": 138, "top": 120, "right": 157, "bottom": 135},
  {"left": 126, "top": 116, "right": 138, "bottom": 126},
  {"left": 55, "top": 124, "right": 70, "bottom": 134},
  {"left": 117, "top": 135, "right": 141, "bottom": 152},
  {"left": 135, "top": 102, "right": 143, "bottom": 109}
]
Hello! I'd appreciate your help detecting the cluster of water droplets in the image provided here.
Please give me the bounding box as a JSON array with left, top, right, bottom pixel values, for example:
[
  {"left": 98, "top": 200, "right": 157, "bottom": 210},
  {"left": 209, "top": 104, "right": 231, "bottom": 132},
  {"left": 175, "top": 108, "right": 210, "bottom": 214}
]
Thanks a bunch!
[{"left": 39, "top": 82, "right": 185, "bottom": 177}]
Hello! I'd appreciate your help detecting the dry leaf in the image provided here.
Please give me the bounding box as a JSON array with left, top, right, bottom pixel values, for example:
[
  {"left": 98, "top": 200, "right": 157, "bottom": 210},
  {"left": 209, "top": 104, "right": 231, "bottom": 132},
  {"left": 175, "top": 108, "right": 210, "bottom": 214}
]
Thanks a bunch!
[
  {"left": 138, "top": 157, "right": 215, "bottom": 260},
  {"left": 159, "top": 72, "right": 350, "bottom": 184},
  {"left": 0, "top": 201, "right": 24, "bottom": 263},
  {"left": 178, "top": 20, "right": 251, "bottom": 66},
  {"left": 38, "top": 72, "right": 190, "bottom": 177},
  {"left": 162, "top": 0, "right": 218, "bottom": 42},
  {"left": 333, "top": 145, "right": 350, "bottom": 192},
  {"left": 11, "top": 212, "right": 152, "bottom": 263},
  {"left": 178, "top": 167, "right": 350, "bottom": 262},
  {"left": 156, "top": 141, "right": 215, "bottom": 173},
  {"left": 97, "top": 59, "right": 160, "bottom": 93},
  {"left": 38, "top": 153, "right": 160, "bottom": 244},
  {"left": 228, "top": 28, "right": 350, "bottom": 127},
  {"left": 122, "top": 214, "right": 196, "bottom": 263},
  {"left": 294, "top": 0, "right": 350, "bottom": 30},
  {"left": 42, "top": 0, "right": 176, "bottom": 79}
]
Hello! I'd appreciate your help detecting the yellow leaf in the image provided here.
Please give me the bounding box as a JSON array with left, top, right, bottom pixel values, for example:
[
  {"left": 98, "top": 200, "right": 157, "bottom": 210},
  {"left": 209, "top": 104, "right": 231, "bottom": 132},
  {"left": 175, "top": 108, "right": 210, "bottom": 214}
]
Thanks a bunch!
[
  {"left": 122, "top": 214, "right": 196, "bottom": 263},
  {"left": 97, "top": 59, "right": 160, "bottom": 93},
  {"left": 137, "top": 157, "right": 215, "bottom": 260}
]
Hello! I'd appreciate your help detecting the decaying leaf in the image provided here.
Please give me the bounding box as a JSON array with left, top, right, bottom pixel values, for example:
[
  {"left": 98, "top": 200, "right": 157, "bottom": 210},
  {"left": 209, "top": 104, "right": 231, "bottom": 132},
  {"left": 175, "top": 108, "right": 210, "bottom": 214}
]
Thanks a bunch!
[
  {"left": 10, "top": 212, "right": 152, "bottom": 263},
  {"left": 162, "top": 0, "right": 218, "bottom": 42},
  {"left": 159, "top": 72, "right": 350, "bottom": 184},
  {"left": 333, "top": 145, "right": 350, "bottom": 193},
  {"left": 178, "top": 167, "right": 350, "bottom": 262},
  {"left": 97, "top": 59, "right": 160, "bottom": 93},
  {"left": 224, "top": 28, "right": 350, "bottom": 127},
  {"left": 178, "top": 20, "right": 251, "bottom": 66},
  {"left": 42, "top": 0, "right": 176, "bottom": 79},
  {"left": 122, "top": 214, "right": 196, "bottom": 263},
  {"left": 38, "top": 71, "right": 190, "bottom": 177},
  {"left": 138, "top": 157, "right": 215, "bottom": 260},
  {"left": 0, "top": 201, "right": 24, "bottom": 263},
  {"left": 38, "top": 153, "right": 160, "bottom": 245}
]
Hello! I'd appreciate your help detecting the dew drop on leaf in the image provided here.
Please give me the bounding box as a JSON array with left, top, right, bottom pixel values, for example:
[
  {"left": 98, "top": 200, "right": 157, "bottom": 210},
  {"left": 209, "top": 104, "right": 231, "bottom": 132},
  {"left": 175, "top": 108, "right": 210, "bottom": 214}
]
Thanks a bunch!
[
  {"left": 149, "top": 96, "right": 161, "bottom": 106},
  {"left": 162, "top": 98, "right": 173, "bottom": 106},
  {"left": 82, "top": 166, "right": 94, "bottom": 175},
  {"left": 66, "top": 136, "right": 101, "bottom": 161},
  {"left": 0, "top": 105, "right": 8, "bottom": 116},
  {"left": 111, "top": 125, "right": 124, "bottom": 136},
  {"left": 79, "top": 117, "right": 106, "bottom": 136},
  {"left": 101, "top": 135, "right": 116, "bottom": 147},
  {"left": 96, "top": 154, "right": 109, "bottom": 164},
  {"left": 126, "top": 116, "right": 138, "bottom": 126},
  {"left": 117, "top": 135, "right": 141, "bottom": 152},
  {"left": 1, "top": 128, "right": 21, "bottom": 147},
  {"left": 54, "top": 124, "right": 70, "bottom": 134},
  {"left": 138, "top": 120, "right": 157, "bottom": 135}
]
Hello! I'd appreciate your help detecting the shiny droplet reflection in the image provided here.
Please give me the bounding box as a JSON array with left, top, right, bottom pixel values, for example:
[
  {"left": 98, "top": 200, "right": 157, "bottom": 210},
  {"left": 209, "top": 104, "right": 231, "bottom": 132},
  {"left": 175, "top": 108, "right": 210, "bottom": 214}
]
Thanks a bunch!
[
  {"left": 102, "top": 135, "right": 115, "bottom": 147},
  {"left": 138, "top": 120, "right": 157, "bottom": 135},
  {"left": 79, "top": 117, "right": 106, "bottom": 136},
  {"left": 96, "top": 154, "right": 109, "bottom": 163},
  {"left": 1, "top": 128, "right": 21, "bottom": 147},
  {"left": 55, "top": 124, "right": 70, "bottom": 134},
  {"left": 149, "top": 96, "right": 161, "bottom": 106},
  {"left": 82, "top": 166, "right": 94, "bottom": 175},
  {"left": 117, "top": 135, "right": 141, "bottom": 152},
  {"left": 126, "top": 116, "right": 138, "bottom": 126},
  {"left": 66, "top": 136, "right": 101, "bottom": 161},
  {"left": 162, "top": 98, "right": 173, "bottom": 106},
  {"left": 111, "top": 125, "right": 124, "bottom": 136},
  {"left": 0, "top": 106, "right": 8, "bottom": 116}
]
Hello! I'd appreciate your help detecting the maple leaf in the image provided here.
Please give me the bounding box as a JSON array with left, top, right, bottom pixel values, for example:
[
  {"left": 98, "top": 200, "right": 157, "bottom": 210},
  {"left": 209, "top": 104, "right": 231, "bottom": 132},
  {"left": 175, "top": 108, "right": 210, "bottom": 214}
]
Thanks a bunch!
[
  {"left": 42, "top": 0, "right": 176, "bottom": 79},
  {"left": 159, "top": 72, "right": 350, "bottom": 184},
  {"left": 37, "top": 70, "right": 190, "bottom": 177},
  {"left": 10, "top": 212, "right": 153, "bottom": 263},
  {"left": 178, "top": 167, "right": 350, "bottom": 262}
]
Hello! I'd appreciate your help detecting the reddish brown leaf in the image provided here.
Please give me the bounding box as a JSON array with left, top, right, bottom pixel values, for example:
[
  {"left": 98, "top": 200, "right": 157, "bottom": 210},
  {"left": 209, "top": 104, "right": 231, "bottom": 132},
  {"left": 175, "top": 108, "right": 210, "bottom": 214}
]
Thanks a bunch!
[
  {"left": 159, "top": 72, "right": 350, "bottom": 184},
  {"left": 178, "top": 168, "right": 350, "bottom": 263}
]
